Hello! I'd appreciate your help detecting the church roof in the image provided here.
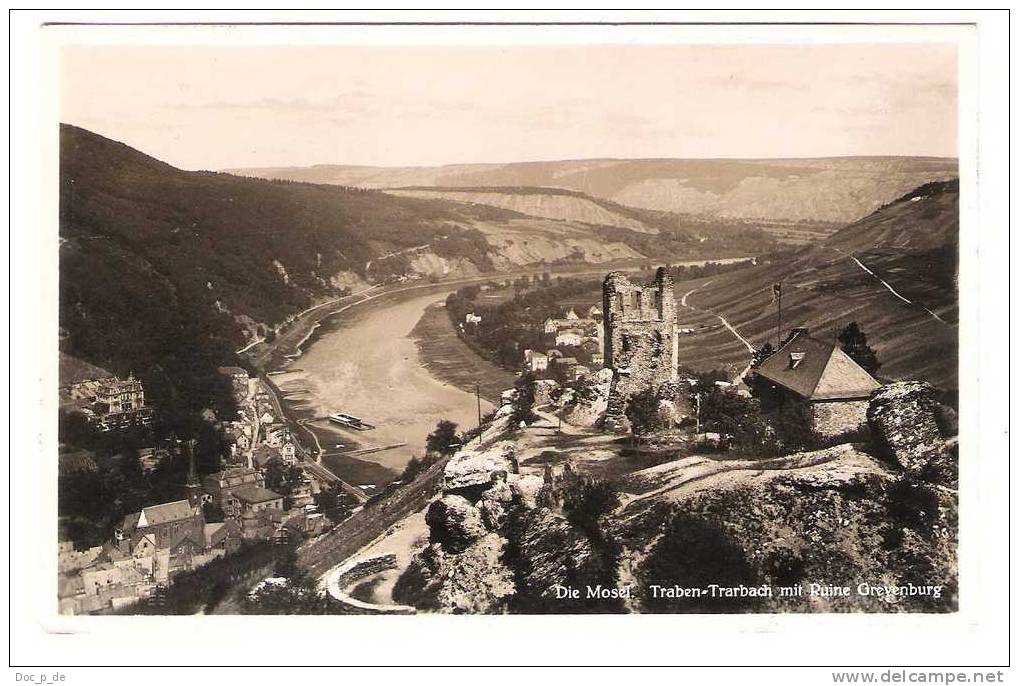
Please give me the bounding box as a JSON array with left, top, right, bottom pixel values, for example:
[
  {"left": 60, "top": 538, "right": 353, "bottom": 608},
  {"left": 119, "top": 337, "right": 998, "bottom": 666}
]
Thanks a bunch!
[
  {"left": 755, "top": 332, "right": 881, "bottom": 401},
  {"left": 124, "top": 499, "right": 198, "bottom": 531}
]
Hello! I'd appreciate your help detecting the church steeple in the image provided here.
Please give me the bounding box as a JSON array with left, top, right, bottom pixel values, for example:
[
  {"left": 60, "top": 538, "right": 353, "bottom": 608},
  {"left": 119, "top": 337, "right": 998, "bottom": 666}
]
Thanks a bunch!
[{"left": 184, "top": 438, "right": 201, "bottom": 507}]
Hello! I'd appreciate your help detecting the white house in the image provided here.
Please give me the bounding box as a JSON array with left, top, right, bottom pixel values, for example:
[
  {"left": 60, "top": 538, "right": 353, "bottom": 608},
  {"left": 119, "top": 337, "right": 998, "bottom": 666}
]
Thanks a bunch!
[
  {"left": 555, "top": 330, "right": 584, "bottom": 347},
  {"left": 523, "top": 349, "right": 549, "bottom": 372}
]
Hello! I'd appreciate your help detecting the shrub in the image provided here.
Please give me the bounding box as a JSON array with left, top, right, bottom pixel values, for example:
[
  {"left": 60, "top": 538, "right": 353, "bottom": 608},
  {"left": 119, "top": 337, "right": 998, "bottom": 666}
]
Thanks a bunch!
[
  {"left": 562, "top": 478, "right": 621, "bottom": 538},
  {"left": 639, "top": 510, "right": 761, "bottom": 613},
  {"left": 885, "top": 477, "right": 941, "bottom": 537},
  {"left": 425, "top": 419, "right": 460, "bottom": 456}
]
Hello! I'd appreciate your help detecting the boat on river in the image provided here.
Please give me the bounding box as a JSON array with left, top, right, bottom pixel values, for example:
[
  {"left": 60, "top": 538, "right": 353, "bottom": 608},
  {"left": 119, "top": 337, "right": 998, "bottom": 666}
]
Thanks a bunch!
[{"left": 328, "top": 412, "right": 375, "bottom": 431}]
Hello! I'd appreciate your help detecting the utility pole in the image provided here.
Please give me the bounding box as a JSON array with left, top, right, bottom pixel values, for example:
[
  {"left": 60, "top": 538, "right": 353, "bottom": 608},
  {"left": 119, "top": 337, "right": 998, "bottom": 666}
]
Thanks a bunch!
[
  {"left": 476, "top": 383, "right": 483, "bottom": 445},
  {"left": 774, "top": 282, "right": 783, "bottom": 346}
]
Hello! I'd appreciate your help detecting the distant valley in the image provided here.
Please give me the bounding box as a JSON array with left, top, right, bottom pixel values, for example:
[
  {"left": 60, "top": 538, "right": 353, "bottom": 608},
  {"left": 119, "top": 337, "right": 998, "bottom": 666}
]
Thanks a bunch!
[{"left": 228, "top": 156, "right": 957, "bottom": 226}]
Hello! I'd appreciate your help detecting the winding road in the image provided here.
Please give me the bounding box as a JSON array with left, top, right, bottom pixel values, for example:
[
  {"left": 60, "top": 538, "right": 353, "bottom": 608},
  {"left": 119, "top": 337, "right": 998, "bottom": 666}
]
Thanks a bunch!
[{"left": 680, "top": 281, "right": 756, "bottom": 354}]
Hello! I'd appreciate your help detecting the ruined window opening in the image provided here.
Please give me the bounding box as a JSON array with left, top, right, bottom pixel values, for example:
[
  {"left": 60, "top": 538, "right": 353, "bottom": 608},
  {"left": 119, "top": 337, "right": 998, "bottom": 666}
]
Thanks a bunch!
[
  {"left": 653, "top": 331, "right": 663, "bottom": 356},
  {"left": 635, "top": 291, "right": 643, "bottom": 310}
]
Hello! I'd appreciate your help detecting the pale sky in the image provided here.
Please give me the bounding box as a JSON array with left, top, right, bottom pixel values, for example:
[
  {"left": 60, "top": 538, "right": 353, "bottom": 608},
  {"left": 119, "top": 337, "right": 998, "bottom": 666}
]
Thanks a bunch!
[{"left": 60, "top": 44, "right": 957, "bottom": 170}]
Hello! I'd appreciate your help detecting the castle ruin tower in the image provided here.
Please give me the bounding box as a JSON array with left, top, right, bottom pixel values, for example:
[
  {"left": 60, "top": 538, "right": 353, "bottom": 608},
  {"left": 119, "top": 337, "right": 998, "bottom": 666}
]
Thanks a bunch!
[{"left": 601, "top": 267, "right": 682, "bottom": 432}]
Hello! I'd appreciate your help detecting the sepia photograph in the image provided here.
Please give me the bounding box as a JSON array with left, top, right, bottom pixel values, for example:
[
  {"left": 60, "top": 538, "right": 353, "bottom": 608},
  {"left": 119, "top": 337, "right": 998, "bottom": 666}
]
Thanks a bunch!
[{"left": 8, "top": 10, "right": 1012, "bottom": 675}]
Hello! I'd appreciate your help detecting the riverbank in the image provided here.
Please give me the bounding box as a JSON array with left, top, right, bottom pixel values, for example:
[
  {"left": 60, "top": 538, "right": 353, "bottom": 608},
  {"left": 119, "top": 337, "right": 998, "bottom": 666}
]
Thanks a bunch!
[
  {"left": 245, "top": 259, "right": 751, "bottom": 486},
  {"left": 410, "top": 302, "right": 518, "bottom": 406}
]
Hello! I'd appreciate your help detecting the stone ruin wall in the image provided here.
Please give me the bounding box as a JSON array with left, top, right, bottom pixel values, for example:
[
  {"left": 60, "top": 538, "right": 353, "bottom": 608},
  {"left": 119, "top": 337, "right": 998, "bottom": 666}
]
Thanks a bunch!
[
  {"left": 601, "top": 267, "right": 682, "bottom": 432},
  {"left": 811, "top": 399, "right": 870, "bottom": 439}
]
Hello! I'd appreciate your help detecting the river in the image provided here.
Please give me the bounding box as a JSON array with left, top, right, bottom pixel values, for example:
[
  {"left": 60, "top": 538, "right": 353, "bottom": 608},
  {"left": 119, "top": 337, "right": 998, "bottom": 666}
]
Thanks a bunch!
[
  {"left": 270, "top": 257, "right": 754, "bottom": 480},
  {"left": 274, "top": 291, "right": 496, "bottom": 475}
]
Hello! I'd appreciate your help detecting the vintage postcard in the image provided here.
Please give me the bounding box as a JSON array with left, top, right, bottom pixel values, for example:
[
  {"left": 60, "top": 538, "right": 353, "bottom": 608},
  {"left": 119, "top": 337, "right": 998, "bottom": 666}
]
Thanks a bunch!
[{"left": 10, "top": 12, "right": 1011, "bottom": 673}]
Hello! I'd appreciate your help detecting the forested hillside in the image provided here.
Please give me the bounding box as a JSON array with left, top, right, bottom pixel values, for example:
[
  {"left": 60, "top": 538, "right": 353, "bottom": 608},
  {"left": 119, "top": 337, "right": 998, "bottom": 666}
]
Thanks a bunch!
[{"left": 59, "top": 125, "right": 511, "bottom": 422}]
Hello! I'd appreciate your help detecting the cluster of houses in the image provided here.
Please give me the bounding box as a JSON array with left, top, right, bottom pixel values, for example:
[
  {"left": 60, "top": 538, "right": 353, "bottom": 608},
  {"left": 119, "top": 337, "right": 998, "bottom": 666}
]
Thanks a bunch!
[
  {"left": 58, "top": 462, "right": 328, "bottom": 615},
  {"left": 57, "top": 367, "right": 333, "bottom": 615},
  {"left": 217, "top": 367, "right": 300, "bottom": 470},
  {"left": 523, "top": 306, "right": 605, "bottom": 382},
  {"left": 66, "top": 374, "right": 153, "bottom": 431}
]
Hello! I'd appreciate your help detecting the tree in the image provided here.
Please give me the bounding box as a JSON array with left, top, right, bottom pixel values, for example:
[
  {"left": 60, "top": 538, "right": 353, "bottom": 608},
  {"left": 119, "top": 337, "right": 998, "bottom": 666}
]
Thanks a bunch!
[
  {"left": 563, "top": 479, "right": 621, "bottom": 537},
  {"left": 625, "top": 387, "right": 662, "bottom": 451},
  {"left": 511, "top": 373, "right": 539, "bottom": 427},
  {"left": 312, "top": 487, "right": 353, "bottom": 524},
  {"left": 263, "top": 458, "right": 286, "bottom": 492},
  {"left": 838, "top": 321, "right": 881, "bottom": 376},
  {"left": 697, "top": 388, "right": 771, "bottom": 453},
  {"left": 202, "top": 501, "right": 225, "bottom": 523},
  {"left": 750, "top": 342, "right": 775, "bottom": 369},
  {"left": 425, "top": 419, "right": 460, "bottom": 456}
]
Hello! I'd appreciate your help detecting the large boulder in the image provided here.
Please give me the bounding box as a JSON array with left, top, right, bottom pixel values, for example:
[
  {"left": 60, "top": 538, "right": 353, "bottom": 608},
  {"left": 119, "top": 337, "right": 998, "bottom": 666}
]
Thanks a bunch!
[
  {"left": 425, "top": 495, "right": 486, "bottom": 553},
  {"left": 442, "top": 441, "right": 515, "bottom": 494},
  {"left": 509, "top": 474, "right": 544, "bottom": 510},
  {"left": 867, "top": 382, "right": 945, "bottom": 476},
  {"left": 478, "top": 480, "right": 514, "bottom": 531}
]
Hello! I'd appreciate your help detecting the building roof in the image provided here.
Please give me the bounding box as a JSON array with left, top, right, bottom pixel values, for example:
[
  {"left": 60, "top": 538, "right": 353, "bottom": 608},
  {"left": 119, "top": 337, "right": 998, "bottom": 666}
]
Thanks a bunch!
[
  {"left": 127, "top": 500, "right": 198, "bottom": 530},
  {"left": 232, "top": 485, "right": 283, "bottom": 505},
  {"left": 754, "top": 332, "right": 881, "bottom": 401},
  {"left": 252, "top": 445, "right": 282, "bottom": 467}
]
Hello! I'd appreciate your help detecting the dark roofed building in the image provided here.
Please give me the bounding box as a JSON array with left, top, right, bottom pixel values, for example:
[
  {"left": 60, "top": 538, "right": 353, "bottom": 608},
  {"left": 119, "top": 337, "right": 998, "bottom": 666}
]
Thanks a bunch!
[
  {"left": 118, "top": 499, "right": 205, "bottom": 552},
  {"left": 232, "top": 485, "right": 284, "bottom": 515},
  {"left": 751, "top": 329, "right": 881, "bottom": 438}
]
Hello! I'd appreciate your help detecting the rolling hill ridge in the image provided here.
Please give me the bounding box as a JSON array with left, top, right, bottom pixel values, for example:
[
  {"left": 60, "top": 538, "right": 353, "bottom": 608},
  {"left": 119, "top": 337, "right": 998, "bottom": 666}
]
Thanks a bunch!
[
  {"left": 228, "top": 156, "right": 958, "bottom": 225},
  {"left": 673, "top": 179, "right": 959, "bottom": 390}
]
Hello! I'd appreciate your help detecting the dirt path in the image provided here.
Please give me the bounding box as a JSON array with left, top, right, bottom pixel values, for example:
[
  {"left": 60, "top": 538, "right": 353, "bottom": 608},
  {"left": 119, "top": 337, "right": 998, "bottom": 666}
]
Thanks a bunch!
[
  {"left": 679, "top": 282, "right": 756, "bottom": 361},
  {"left": 832, "top": 247, "right": 952, "bottom": 327}
]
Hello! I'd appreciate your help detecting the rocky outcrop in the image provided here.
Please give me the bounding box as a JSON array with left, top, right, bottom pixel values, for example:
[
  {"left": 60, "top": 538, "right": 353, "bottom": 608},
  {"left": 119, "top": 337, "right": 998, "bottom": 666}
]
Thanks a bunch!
[
  {"left": 393, "top": 535, "right": 515, "bottom": 614},
  {"left": 867, "top": 382, "right": 946, "bottom": 477},
  {"left": 514, "top": 507, "right": 601, "bottom": 592},
  {"left": 442, "top": 441, "right": 515, "bottom": 495},
  {"left": 509, "top": 474, "right": 544, "bottom": 510},
  {"left": 612, "top": 443, "right": 957, "bottom": 613},
  {"left": 478, "top": 480, "right": 514, "bottom": 531},
  {"left": 425, "top": 495, "right": 486, "bottom": 553},
  {"left": 562, "top": 369, "right": 612, "bottom": 428},
  {"left": 396, "top": 439, "right": 545, "bottom": 613}
]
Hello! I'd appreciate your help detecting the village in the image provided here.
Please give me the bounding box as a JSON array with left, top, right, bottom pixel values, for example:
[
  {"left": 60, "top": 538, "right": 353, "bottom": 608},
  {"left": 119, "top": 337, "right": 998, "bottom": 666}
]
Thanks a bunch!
[
  {"left": 57, "top": 366, "right": 346, "bottom": 614},
  {"left": 56, "top": 263, "right": 955, "bottom": 616}
]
